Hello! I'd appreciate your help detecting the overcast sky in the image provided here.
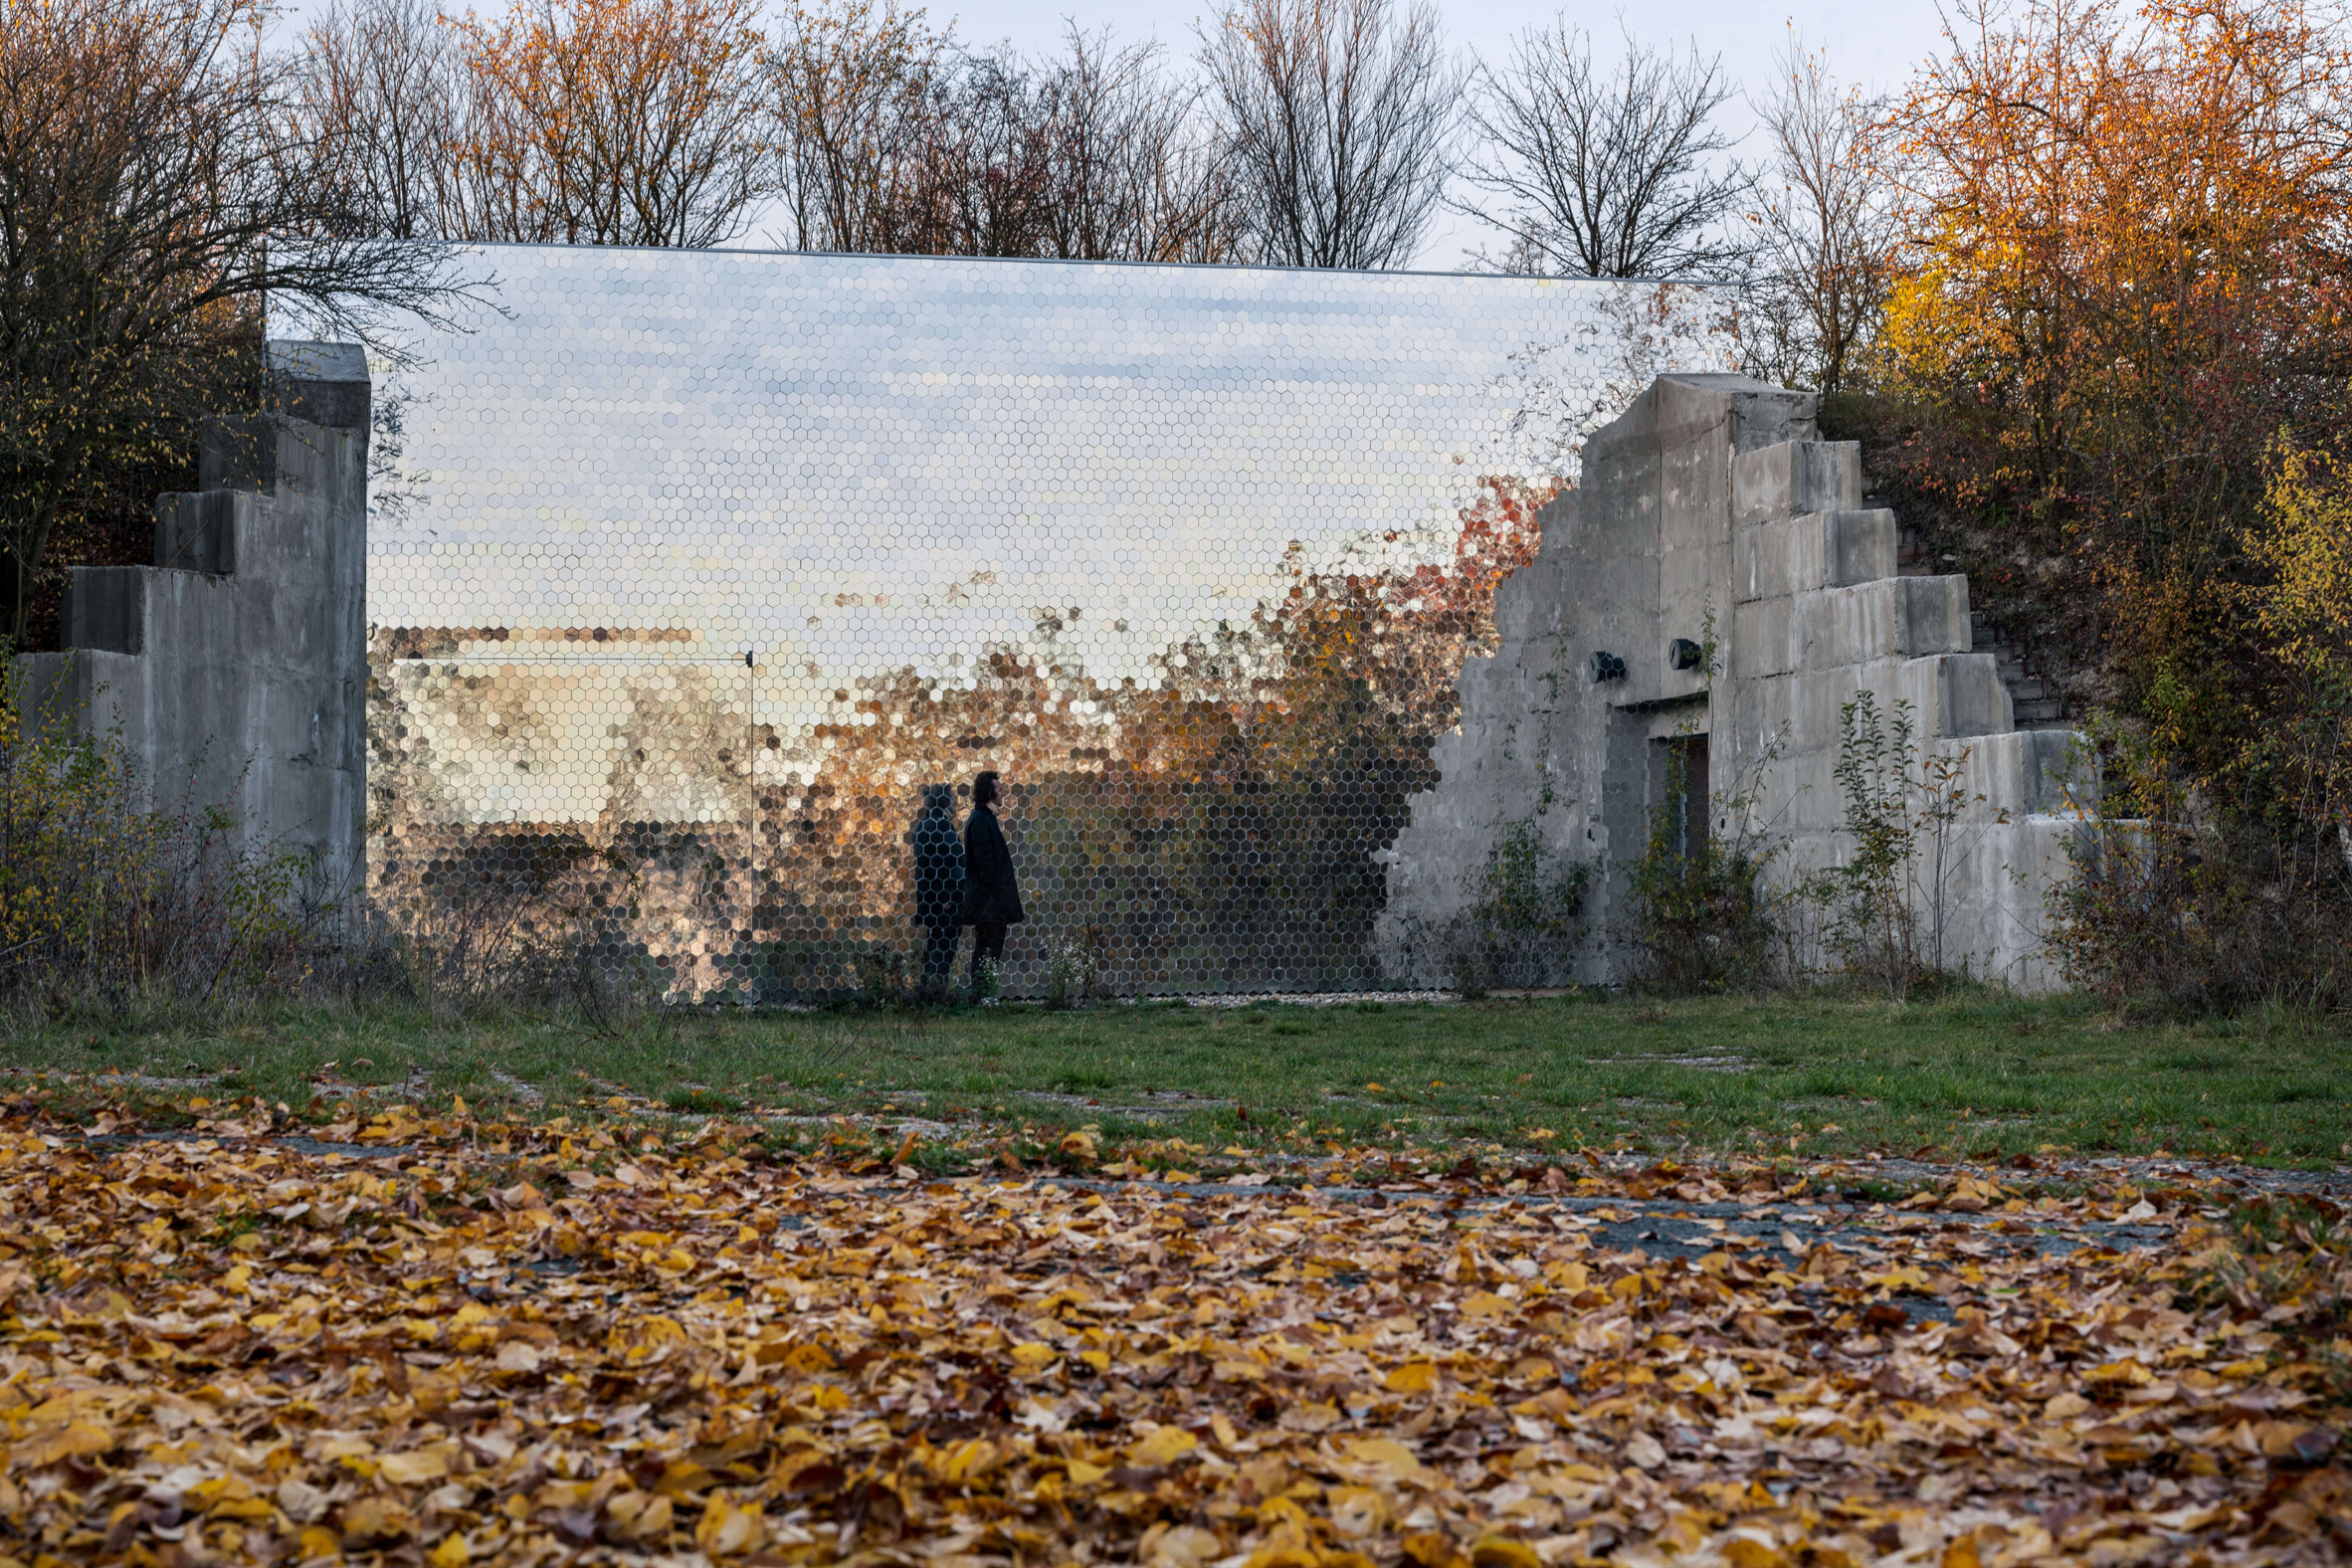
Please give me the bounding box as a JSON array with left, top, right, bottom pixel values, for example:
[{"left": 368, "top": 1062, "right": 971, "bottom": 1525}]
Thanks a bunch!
[{"left": 272, "top": 0, "right": 1960, "bottom": 268}]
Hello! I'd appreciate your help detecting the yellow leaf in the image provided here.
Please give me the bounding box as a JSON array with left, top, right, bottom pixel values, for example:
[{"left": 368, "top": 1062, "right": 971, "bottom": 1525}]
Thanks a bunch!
[
  {"left": 1385, "top": 1360, "right": 1438, "bottom": 1394},
  {"left": 300, "top": 1525, "right": 343, "bottom": 1560},
  {"left": 341, "top": 1494, "right": 411, "bottom": 1544},
  {"left": 1461, "top": 1290, "right": 1512, "bottom": 1318},
  {"left": 430, "top": 1533, "right": 470, "bottom": 1567},
  {"left": 1724, "top": 1539, "right": 1787, "bottom": 1568},
  {"left": 1067, "top": 1459, "right": 1107, "bottom": 1483},
  {"left": 1143, "top": 1523, "right": 1226, "bottom": 1568},
  {"left": 778, "top": 1342, "right": 836, "bottom": 1373},
  {"left": 1010, "top": 1341, "right": 1061, "bottom": 1374},
  {"left": 938, "top": 1438, "right": 999, "bottom": 1482},
  {"left": 1345, "top": 1437, "right": 1438, "bottom": 1487},
  {"left": 379, "top": 1446, "right": 454, "bottom": 1484},
  {"left": 1127, "top": 1426, "right": 1198, "bottom": 1467},
  {"left": 1469, "top": 1536, "right": 1540, "bottom": 1568},
  {"left": 12, "top": 1421, "right": 111, "bottom": 1469},
  {"left": 695, "top": 1498, "right": 760, "bottom": 1557}
]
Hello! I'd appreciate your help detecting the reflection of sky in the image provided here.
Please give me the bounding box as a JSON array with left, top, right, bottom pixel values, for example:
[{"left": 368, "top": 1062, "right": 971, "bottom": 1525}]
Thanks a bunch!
[{"left": 374, "top": 245, "right": 1730, "bottom": 740}]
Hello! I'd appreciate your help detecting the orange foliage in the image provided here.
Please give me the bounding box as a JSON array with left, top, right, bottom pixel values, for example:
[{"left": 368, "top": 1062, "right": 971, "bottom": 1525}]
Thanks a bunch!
[
  {"left": 447, "top": 0, "right": 770, "bottom": 246},
  {"left": 744, "top": 479, "right": 1558, "bottom": 993},
  {"left": 1874, "top": 0, "right": 2352, "bottom": 774}
]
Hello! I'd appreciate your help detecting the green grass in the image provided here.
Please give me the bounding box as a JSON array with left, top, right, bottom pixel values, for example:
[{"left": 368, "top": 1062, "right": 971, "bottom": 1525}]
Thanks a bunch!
[{"left": 6, "top": 988, "right": 2349, "bottom": 1163}]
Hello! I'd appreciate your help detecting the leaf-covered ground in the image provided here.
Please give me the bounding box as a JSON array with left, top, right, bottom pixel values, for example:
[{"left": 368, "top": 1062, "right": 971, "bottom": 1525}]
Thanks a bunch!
[{"left": 2, "top": 1102, "right": 2348, "bottom": 1568}]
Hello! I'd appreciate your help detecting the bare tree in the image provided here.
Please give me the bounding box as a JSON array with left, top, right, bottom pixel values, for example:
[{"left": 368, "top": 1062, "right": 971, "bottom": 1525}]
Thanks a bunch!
[
  {"left": 1200, "top": 0, "right": 1458, "bottom": 270},
  {"left": 1033, "top": 28, "right": 1243, "bottom": 264},
  {"left": 0, "top": 0, "right": 470, "bottom": 639},
  {"left": 1739, "top": 37, "right": 1897, "bottom": 393},
  {"left": 289, "top": 0, "right": 464, "bottom": 241},
  {"left": 919, "top": 47, "right": 1056, "bottom": 257},
  {"left": 770, "top": 10, "right": 1245, "bottom": 264},
  {"left": 1456, "top": 22, "right": 1746, "bottom": 279},
  {"left": 765, "top": 0, "right": 956, "bottom": 254},
  {"left": 447, "top": 0, "right": 771, "bottom": 248}
]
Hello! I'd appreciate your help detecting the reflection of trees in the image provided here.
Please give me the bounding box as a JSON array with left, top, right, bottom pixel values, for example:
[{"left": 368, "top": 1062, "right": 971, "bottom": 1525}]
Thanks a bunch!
[
  {"left": 747, "top": 477, "right": 1557, "bottom": 995},
  {"left": 369, "top": 479, "right": 1559, "bottom": 997},
  {"left": 371, "top": 659, "right": 759, "bottom": 999}
]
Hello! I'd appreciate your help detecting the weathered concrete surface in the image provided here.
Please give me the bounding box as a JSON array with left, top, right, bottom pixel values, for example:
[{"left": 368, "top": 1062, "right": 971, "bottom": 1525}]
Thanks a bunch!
[
  {"left": 18, "top": 340, "right": 369, "bottom": 903},
  {"left": 1380, "top": 374, "right": 2091, "bottom": 990}
]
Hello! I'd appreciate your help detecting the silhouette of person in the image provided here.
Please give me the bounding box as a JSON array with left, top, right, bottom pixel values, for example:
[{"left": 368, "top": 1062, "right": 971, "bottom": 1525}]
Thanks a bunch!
[
  {"left": 912, "top": 783, "right": 964, "bottom": 998},
  {"left": 961, "top": 769, "right": 1024, "bottom": 998}
]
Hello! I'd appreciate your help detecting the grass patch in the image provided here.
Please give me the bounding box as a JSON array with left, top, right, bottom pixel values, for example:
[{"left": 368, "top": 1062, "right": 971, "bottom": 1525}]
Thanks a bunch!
[{"left": 3, "top": 988, "right": 2347, "bottom": 1162}]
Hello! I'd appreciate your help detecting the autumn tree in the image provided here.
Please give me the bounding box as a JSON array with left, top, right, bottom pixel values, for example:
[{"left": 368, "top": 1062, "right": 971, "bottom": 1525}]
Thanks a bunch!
[
  {"left": 1200, "top": 0, "right": 1458, "bottom": 270},
  {"left": 0, "top": 0, "right": 465, "bottom": 642},
  {"left": 765, "top": 0, "right": 956, "bottom": 254},
  {"left": 446, "top": 0, "right": 770, "bottom": 248},
  {"left": 1872, "top": 0, "right": 2352, "bottom": 774},
  {"left": 1454, "top": 23, "right": 1746, "bottom": 280}
]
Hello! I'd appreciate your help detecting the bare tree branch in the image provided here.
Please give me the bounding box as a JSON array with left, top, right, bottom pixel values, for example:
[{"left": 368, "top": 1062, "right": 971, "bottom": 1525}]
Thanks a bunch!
[
  {"left": 1033, "top": 27, "right": 1244, "bottom": 264},
  {"left": 0, "top": 0, "right": 476, "bottom": 638},
  {"left": 1455, "top": 22, "right": 1746, "bottom": 280},
  {"left": 446, "top": 0, "right": 771, "bottom": 249},
  {"left": 764, "top": 0, "right": 955, "bottom": 254},
  {"left": 290, "top": 0, "right": 464, "bottom": 241},
  {"left": 1200, "top": 0, "right": 1458, "bottom": 270},
  {"left": 1738, "top": 34, "right": 1898, "bottom": 393}
]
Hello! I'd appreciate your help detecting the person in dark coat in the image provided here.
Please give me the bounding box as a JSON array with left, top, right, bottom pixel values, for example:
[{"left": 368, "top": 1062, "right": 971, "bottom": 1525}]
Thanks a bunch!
[
  {"left": 961, "top": 770, "right": 1024, "bottom": 997},
  {"left": 911, "top": 783, "right": 965, "bottom": 998}
]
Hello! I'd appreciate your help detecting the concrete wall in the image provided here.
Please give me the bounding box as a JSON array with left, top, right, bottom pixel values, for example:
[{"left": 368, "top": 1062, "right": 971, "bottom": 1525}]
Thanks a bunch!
[
  {"left": 1379, "top": 373, "right": 2092, "bottom": 990},
  {"left": 17, "top": 340, "right": 369, "bottom": 902}
]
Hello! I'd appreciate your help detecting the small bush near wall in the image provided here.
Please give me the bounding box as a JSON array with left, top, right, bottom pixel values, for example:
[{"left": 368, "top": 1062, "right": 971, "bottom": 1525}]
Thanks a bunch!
[
  {"left": 0, "top": 654, "right": 322, "bottom": 1007},
  {"left": 1624, "top": 733, "right": 1790, "bottom": 995},
  {"left": 1440, "top": 820, "right": 1587, "bottom": 997},
  {"left": 2050, "top": 733, "right": 2352, "bottom": 1018}
]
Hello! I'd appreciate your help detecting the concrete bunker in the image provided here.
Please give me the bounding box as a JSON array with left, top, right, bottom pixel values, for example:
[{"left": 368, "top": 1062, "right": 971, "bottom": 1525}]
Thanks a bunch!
[{"left": 1379, "top": 373, "right": 2092, "bottom": 990}]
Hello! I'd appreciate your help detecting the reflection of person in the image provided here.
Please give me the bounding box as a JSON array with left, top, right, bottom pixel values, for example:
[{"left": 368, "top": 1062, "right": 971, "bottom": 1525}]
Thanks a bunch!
[
  {"left": 960, "top": 769, "right": 1024, "bottom": 997},
  {"left": 911, "top": 784, "right": 964, "bottom": 997}
]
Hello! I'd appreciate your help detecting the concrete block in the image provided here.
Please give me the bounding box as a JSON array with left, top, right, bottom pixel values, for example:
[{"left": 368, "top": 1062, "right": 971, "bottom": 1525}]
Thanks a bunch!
[
  {"left": 1829, "top": 510, "right": 1897, "bottom": 585},
  {"left": 62, "top": 567, "right": 147, "bottom": 655},
  {"left": 1732, "top": 596, "right": 1793, "bottom": 678},
  {"left": 1900, "top": 575, "right": 1971, "bottom": 657},
  {"left": 271, "top": 340, "right": 371, "bottom": 431},
  {"left": 24, "top": 335, "right": 369, "bottom": 905},
  {"left": 15, "top": 650, "right": 147, "bottom": 774},
  {"left": 1900, "top": 653, "right": 2011, "bottom": 738},
  {"left": 1736, "top": 508, "right": 1894, "bottom": 600},
  {"left": 154, "top": 490, "right": 246, "bottom": 574},
  {"left": 1731, "top": 440, "right": 1862, "bottom": 526}
]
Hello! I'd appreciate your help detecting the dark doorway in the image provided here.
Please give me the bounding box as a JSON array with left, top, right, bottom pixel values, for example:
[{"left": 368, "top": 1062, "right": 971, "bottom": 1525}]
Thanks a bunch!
[{"left": 1661, "top": 733, "right": 1709, "bottom": 864}]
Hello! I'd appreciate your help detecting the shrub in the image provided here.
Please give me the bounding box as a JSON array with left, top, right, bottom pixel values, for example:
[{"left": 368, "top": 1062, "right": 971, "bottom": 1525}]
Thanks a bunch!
[
  {"left": 1045, "top": 925, "right": 1103, "bottom": 1009},
  {"left": 2049, "top": 730, "right": 2352, "bottom": 1017},
  {"left": 1440, "top": 818, "right": 1586, "bottom": 996},
  {"left": 0, "top": 653, "right": 322, "bottom": 1004}
]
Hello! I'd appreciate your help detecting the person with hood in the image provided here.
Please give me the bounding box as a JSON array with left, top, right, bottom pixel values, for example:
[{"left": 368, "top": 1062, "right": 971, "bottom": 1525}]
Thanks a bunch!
[
  {"left": 961, "top": 769, "right": 1024, "bottom": 998},
  {"left": 911, "top": 783, "right": 964, "bottom": 998}
]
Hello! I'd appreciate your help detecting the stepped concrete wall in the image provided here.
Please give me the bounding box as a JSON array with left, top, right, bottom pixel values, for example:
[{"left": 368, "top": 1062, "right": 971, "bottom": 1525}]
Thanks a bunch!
[
  {"left": 1379, "top": 374, "right": 2091, "bottom": 990},
  {"left": 17, "top": 340, "right": 370, "bottom": 903}
]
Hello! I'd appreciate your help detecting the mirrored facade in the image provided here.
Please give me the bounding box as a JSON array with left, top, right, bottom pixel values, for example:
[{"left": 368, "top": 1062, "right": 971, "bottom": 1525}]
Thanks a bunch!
[{"left": 368, "top": 245, "right": 1730, "bottom": 998}]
